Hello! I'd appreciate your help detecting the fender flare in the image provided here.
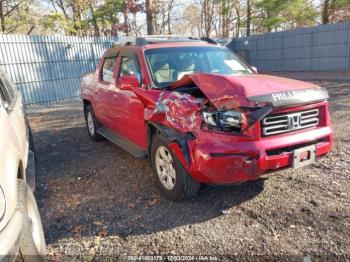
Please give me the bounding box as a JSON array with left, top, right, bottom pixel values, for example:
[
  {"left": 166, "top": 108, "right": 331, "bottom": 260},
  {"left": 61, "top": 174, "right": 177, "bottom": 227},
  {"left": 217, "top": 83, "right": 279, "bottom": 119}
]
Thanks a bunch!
[{"left": 147, "top": 122, "right": 195, "bottom": 167}]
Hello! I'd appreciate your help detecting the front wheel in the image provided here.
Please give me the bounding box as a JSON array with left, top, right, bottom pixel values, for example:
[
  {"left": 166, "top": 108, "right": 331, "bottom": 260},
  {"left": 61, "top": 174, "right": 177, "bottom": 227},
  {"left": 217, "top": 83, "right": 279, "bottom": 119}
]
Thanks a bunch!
[
  {"left": 151, "top": 135, "right": 200, "bottom": 201},
  {"left": 17, "top": 180, "right": 46, "bottom": 259}
]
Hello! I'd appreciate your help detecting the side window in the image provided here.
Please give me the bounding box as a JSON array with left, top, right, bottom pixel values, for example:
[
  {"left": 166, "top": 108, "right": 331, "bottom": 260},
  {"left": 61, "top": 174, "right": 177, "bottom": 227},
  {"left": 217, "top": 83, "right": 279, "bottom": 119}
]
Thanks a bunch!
[
  {"left": 119, "top": 57, "right": 138, "bottom": 77},
  {"left": 0, "top": 79, "right": 6, "bottom": 102},
  {"left": 0, "top": 72, "right": 17, "bottom": 108},
  {"left": 101, "top": 57, "right": 116, "bottom": 83}
]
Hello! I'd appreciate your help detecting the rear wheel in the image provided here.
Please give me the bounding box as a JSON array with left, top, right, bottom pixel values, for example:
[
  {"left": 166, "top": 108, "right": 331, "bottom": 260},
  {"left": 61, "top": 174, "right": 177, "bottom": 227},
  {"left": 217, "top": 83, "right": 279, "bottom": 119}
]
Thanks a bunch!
[
  {"left": 84, "top": 105, "right": 103, "bottom": 141},
  {"left": 151, "top": 135, "right": 199, "bottom": 201},
  {"left": 17, "top": 180, "right": 46, "bottom": 259}
]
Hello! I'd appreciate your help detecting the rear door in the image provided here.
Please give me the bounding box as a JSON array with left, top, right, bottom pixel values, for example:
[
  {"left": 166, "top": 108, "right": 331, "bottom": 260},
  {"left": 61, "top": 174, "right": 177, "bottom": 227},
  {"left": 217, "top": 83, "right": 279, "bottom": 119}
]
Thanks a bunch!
[
  {"left": 94, "top": 56, "right": 118, "bottom": 129},
  {"left": 111, "top": 51, "right": 147, "bottom": 149}
]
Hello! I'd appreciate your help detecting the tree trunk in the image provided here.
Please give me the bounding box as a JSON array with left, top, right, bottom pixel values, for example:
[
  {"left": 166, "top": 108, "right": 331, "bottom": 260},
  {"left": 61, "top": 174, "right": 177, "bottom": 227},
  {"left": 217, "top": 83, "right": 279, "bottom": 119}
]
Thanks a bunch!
[
  {"left": 90, "top": 6, "right": 100, "bottom": 37},
  {"left": 146, "top": 0, "right": 154, "bottom": 35},
  {"left": 234, "top": 4, "right": 241, "bottom": 37},
  {"left": 133, "top": 13, "right": 138, "bottom": 36},
  {"left": 246, "top": 0, "right": 251, "bottom": 36},
  {"left": 123, "top": 9, "right": 129, "bottom": 36},
  {"left": 71, "top": 2, "right": 78, "bottom": 35},
  {"left": 0, "top": 1, "right": 5, "bottom": 33},
  {"left": 322, "top": 0, "right": 330, "bottom": 24},
  {"left": 236, "top": 15, "right": 240, "bottom": 37},
  {"left": 161, "top": 9, "right": 165, "bottom": 33},
  {"left": 203, "top": 0, "right": 213, "bottom": 37},
  {"left": 167, "top": 7, "right": 171, "bottom": 34}
]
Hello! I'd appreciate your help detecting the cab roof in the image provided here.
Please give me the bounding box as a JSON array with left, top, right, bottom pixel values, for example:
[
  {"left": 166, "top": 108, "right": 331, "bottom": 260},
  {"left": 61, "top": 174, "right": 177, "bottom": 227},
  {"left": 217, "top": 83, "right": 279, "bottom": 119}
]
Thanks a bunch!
[{"left": 103, "top": 36, "right": 219, "bottom": 57}]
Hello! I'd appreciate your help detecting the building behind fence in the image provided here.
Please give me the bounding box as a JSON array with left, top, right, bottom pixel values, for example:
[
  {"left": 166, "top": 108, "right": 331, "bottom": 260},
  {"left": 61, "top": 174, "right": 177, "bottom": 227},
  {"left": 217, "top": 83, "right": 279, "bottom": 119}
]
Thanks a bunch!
[
  {"left": 0, "top": 35, "right": 120, "bottom": 105},
  {"left": 227, "top": 21, "right": 350, "bottom": 72}
]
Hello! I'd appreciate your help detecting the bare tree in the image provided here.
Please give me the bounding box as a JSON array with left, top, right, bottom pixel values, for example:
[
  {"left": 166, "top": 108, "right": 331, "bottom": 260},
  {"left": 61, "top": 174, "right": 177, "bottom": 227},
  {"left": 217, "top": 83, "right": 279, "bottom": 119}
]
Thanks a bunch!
[
  {"left": 201, "top": 0, "right": 216, "bottom": 37},
  {"left": 321, "top": 0, "right": 349, "bottom": 24},
  {"left": 246, "top": 0, "right": 251, "bottom": 36},
  {"left": 145, "top": 0, "right": 154, "bottom": 34},
  {"left": 322, "top": 0, "right": 330, "bottom": 24}
]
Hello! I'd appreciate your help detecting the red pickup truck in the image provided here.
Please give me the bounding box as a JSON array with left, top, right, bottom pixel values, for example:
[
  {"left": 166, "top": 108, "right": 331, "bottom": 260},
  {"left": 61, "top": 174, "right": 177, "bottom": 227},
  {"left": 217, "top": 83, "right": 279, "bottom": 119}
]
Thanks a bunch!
[{"left": 81, "top": 37, "right": 332, "bottom": 201}]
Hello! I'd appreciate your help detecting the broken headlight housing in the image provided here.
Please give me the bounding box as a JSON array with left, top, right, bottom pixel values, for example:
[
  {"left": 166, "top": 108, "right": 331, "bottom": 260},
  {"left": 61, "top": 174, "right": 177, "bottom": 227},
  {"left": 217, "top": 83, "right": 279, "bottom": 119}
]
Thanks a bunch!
[{"left": 202, "top": 110, "right": 243, "bottom": 133}]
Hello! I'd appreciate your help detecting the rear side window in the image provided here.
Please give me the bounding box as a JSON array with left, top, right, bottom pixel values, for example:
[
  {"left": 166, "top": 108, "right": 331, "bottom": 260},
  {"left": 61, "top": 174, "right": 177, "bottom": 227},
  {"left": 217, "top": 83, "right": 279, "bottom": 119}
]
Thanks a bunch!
[
  {"left": 0, "top": 71, "right": 17, "bottom": 109},
  {"left": 0, "top": 80, "right": 6, "bottom": 102},
  {"left": 101, "top": 57, "right": 117, "bottom": 83}
]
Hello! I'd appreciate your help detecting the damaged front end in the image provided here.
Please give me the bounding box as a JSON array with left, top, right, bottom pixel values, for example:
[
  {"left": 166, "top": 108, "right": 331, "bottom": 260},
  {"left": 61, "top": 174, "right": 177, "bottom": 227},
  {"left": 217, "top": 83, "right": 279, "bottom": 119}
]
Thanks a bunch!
[
  {"left": 133, "top": 72, "right": 331, "bottom": 184},
  {"left": 132, "top": 74, "right": 273, "bottom": 170}
]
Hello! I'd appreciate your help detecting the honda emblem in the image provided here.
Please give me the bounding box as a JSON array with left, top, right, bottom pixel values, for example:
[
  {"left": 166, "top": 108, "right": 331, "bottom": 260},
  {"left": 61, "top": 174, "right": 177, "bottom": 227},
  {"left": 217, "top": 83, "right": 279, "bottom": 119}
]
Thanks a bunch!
[{"left": 288, "top": 113, "right": 301, "bottom": 130}]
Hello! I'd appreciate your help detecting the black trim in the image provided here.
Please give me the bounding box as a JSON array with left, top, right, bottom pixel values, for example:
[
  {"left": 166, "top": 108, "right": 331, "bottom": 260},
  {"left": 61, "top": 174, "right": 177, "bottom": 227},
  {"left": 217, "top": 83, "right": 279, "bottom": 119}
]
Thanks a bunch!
[
  {"left": 200, "top": 37, "right": 218, "bottom": 45},
  {"left": 97, "top": 127, "right": 147, "bottom": 159},
  {"left": 245, "top": 105, "right": 274, "bottom": 129},
  {"left": 149, "top": 123, "right": 195, "bottom": 166},
  {"left": 248, "top": 88, "right": 329, "bottom": 108}
]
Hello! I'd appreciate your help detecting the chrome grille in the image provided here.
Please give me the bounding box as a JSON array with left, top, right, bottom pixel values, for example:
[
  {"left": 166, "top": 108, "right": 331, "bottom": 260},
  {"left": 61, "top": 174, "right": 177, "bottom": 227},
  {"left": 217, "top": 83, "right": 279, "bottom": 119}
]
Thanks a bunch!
[{"left": 262, "top": 109, "right": 319, "bottom": 136}]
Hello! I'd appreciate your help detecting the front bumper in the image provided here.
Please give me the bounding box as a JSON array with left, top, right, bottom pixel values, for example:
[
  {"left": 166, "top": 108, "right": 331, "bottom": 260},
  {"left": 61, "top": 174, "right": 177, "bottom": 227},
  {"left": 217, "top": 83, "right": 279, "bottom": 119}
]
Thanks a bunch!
[
  {"left": 183, "top": 126, "right": 333, "bottom": 184},
  {"left": 0, "top": 210, "right": 23, "bottom": 260}
]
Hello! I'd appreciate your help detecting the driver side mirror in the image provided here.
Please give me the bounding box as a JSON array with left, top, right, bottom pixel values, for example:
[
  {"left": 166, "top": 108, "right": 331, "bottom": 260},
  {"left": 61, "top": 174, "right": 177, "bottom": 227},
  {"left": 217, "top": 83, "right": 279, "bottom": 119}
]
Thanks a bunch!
[
  {"left": 119, "top": 75, "right": 139, "bottom": 90},
  {"left": 251, "top": 66, "right": 258, "bottom": 74}
]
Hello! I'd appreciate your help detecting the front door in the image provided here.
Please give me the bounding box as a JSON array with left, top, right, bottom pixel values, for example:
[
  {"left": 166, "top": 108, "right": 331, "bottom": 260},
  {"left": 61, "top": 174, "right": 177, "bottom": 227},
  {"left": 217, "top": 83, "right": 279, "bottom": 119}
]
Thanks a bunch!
[{"left": 111, "top": 52, "right": 147, "bottom": 149}]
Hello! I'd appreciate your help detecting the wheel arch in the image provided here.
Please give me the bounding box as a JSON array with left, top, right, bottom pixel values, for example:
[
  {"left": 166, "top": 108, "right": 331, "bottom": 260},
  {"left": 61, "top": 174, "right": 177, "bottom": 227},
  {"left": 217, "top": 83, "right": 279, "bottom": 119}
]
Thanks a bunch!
[
  {"left": 146, "top": 123, "right": 194, "bottom": 167},
  {"left": 147, "top": 122, "right": 159, "bottom": 163},
  {"left": 83, "top": 99, "right": 91, "bottom": 107},
  {"left": 83, "top": 99, "right": 91, "bottom": 116},
  {"left": 17, "top": 159, "right": 25, "bottom": 180}
]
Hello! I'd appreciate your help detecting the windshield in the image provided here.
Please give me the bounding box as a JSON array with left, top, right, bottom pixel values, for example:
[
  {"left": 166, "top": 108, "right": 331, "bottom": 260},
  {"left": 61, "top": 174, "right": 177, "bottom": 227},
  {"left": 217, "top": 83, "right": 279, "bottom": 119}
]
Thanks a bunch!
[{"left": 145, "top": 46, "right": 253, "bottom": 88}]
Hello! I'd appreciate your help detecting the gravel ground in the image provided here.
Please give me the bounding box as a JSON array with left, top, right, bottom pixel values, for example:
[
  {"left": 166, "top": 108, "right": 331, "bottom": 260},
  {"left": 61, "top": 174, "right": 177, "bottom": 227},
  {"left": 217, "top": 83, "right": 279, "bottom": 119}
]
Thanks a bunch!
[{"left": 27, "top": 81, "right": 350, "bottom": 261}]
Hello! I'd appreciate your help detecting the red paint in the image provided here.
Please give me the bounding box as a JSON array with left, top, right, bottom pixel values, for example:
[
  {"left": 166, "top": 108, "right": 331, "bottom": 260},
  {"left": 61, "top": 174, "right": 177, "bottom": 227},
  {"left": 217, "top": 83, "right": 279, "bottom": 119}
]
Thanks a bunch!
[
  {"left": 81, "top": 41, "right": 333, "bottom": 185},
  {"left": 171, "top": 73, "right": 321, "bottom": 110}
]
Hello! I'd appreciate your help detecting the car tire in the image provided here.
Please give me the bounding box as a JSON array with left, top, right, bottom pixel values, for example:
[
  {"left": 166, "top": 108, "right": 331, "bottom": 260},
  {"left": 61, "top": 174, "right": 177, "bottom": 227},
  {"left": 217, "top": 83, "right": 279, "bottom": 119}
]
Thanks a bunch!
[
  {"left": 84, "top": 104, "right": 103, "bottom": 141},
  {"left": 151, "top": 135, "right": 200, "bottom": 201},
  {"left": 16, "top": 180, "right": 46, "bottom": 259}
]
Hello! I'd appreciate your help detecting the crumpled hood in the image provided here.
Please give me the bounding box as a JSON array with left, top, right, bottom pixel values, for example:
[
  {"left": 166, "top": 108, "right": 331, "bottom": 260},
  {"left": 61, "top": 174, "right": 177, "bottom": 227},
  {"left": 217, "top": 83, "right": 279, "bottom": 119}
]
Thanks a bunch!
[{"left": 171, "top": 73, "right": 328, "bottom": 109}]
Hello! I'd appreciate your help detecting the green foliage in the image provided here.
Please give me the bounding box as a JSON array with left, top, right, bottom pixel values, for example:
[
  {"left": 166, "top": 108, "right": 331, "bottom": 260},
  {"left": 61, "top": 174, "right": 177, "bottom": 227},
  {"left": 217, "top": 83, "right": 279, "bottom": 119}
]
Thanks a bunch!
[
  {"left": 284, "top": 0, "right": 318, "bottom": 27},
  {"left": 95, "top": 0, "right": 125, "bottom": 27},
  {"left": 0, "top": 0, "right": 349, "bottom": 36},
  {"left": 255, "top": 0, "right": 318, "bottom": 32},
  {"left": 0, "top": 0, "right": 32, "bottom": 33}
]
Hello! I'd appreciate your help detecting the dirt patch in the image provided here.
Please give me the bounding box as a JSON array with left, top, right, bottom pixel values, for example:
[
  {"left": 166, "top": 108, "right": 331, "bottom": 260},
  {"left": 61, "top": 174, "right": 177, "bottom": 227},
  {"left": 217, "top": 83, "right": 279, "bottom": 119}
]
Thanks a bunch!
[{"left": 27, "top": 81, "right": 350, "bottom": 260}]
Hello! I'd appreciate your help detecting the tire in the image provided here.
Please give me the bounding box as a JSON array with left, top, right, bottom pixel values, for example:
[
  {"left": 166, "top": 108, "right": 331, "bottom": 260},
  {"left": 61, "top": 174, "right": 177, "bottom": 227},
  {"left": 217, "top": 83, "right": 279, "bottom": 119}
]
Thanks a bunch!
[
  {"left": 16, "top": 180, "right": 46, "bottom": 260},
  {"left": 84, "top": 104, "right": 103, "bottom": 141},
  {"left": 150, "top": 135, "right": 200, "bottom": 201}
]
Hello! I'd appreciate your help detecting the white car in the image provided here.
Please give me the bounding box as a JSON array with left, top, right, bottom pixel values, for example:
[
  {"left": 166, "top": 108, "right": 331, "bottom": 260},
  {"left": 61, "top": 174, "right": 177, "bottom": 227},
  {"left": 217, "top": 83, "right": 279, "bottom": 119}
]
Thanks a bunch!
[{"left": 0, "top": 70, "right": 46, "bottom": 260}]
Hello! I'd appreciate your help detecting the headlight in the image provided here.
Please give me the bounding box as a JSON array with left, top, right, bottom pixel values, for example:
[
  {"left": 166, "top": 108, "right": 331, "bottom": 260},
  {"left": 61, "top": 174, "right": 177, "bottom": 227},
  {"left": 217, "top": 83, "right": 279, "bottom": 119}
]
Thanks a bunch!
[
  {"left": 202, "top": 110, "right": 242, "bottom": 132},
  {"left": 0, "top": 186, "right": 5, "bottom": 221}
]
